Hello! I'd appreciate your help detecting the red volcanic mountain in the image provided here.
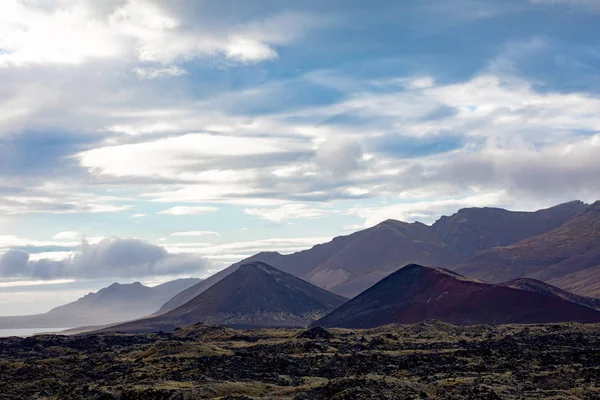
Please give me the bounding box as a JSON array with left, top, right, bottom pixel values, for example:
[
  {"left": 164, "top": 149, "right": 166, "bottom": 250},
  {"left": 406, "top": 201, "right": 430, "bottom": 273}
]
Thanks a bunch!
[
  {"left": 311, "top": 264, "right": 600, "bottom": 329},
  {"left": 96, "top": 262, "right": 347, "bottom": 333}
]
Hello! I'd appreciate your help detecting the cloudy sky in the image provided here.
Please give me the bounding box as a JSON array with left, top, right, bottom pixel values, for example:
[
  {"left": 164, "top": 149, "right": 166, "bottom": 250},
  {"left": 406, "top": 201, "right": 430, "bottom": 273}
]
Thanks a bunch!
[{"left": 1, "top": 0, "right": 599, "bottom": 315}]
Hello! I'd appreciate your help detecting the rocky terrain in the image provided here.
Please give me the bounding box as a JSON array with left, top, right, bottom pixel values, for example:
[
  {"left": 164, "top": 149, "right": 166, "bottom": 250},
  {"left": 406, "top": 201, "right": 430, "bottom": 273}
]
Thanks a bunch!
[{"left": 0, "top": 321, "right": 598, "bottom": 399}]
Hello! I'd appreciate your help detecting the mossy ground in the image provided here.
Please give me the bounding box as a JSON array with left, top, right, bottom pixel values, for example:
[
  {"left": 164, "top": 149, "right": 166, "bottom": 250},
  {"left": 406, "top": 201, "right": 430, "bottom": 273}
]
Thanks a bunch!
[{"left": 0, "top": 322, "right": 598, "bottom": 399}]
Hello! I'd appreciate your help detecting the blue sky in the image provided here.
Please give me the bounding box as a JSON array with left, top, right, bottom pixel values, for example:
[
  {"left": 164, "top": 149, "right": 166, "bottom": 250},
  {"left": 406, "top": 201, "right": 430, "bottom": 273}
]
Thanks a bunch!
[{"left": 1, "top": 0, "right": 600, "bottom": 314}]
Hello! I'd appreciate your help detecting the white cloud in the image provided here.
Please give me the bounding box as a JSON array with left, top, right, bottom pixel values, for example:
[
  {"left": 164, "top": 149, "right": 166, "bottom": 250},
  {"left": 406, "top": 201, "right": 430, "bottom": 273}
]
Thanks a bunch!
[
  {"left": 77, "top": 133, "right": 310, "bottom": 177},
  {"left": 0, "top": 237, "right": 211, "bottom": 279},
  {"left": 346, "top": 192, "right": 516, "bottom": 227},
  {"left": 158, "top": 206, "right": 218, "bottom": 216},
  {"left": 131, "top": 213, "right": 147, "bottom": 218},
  {"left": 0, "top": 0, "right": 309, "bottom": 68},
  {"left": 0, "top": 278, "right": 76, "bottom": 289},
  {"left": 133, "top": 65, "right": 186, "bottom": 79},
  {"left": 245, "top": 203, "right": 334, "bottom": 222},
  {"left": 170, "top": 231, "right": 220, "bottom": 237},
  {"left": 52, "top": 231, "right": 80, "bottom": 240},
  {"left": 164, "top": 236, "right": 332, "bottom": 267},
  {"left": 224, "top": 36, "right": 278, "bottom": 62},
  {"left": 0, "top": 0, "right": 122, "bottom": 66}
]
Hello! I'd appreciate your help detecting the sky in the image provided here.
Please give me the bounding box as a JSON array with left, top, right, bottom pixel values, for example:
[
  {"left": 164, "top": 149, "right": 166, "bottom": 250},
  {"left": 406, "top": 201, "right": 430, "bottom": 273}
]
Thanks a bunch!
[{"left": 1, "top": 0, "right": 600, "bottom": 315}]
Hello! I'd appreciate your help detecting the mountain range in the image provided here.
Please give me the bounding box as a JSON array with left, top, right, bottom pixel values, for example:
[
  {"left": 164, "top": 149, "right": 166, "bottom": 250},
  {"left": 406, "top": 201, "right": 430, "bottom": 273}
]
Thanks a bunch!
[
  {"left": 95, "top": 261, "right": 347, "bottom": 333},
  {"left": 0, "top": 278, "right": 201, "bottom": 329},
  {"left": 4, "top": 200, "right": 599, "bottom": 333},
  {"left": 159, "top": 200, "right": 590, "bottom": 312},
  {"left": 456, "top": 201, "right": 600, "bottom": 296},
  {"left": 311, "top": 264, "right": 600, "bottom": 328}
]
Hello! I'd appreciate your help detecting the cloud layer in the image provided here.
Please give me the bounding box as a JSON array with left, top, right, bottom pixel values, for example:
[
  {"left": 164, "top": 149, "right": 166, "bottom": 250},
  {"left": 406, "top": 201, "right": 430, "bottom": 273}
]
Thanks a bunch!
[
  {"left": 0, "top": 0, "right": 599, "bottom": 282},
  {"left": 0, "top": 238, "right": 209, "bottom": 279}
]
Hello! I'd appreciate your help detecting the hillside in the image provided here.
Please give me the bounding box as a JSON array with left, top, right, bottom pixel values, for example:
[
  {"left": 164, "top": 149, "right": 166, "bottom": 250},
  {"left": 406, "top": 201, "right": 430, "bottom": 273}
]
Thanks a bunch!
[
  {"left": 311, "top": 264, "right": 600, "bottom": 328},
  {"left": 455, "top": 201, "right": 600, "bottom": 296},
  {"left": 96, "top": 262, "right": 347, "bottom": 333},
  {"left": 431, "top": 200, "right": 587, "bottom": 259},
  {"left": 499, "top": 278, "right": 600, "bottom": 311},
  {"left": 0, "top": 278, "right": 201, "bottom": 329}
]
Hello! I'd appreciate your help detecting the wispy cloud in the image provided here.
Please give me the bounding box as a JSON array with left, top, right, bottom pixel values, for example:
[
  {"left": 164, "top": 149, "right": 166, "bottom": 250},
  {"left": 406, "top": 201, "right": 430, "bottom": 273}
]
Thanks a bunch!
[
  {"left": 170, "top": 231, "right": 220, "bottom": 237},
  {"left": 158, "top": 206, "right": 219, "bottom": 216}
]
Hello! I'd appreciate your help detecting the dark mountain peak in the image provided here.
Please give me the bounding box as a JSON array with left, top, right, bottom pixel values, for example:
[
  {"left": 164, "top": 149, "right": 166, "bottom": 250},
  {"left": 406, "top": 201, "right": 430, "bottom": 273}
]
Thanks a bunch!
[
  {"left": 375, "top": 219, "right": 421, "bottom": 229},
  {"left": 550, "top": 200, "right": 586, "bottom": 208},
  {"left": 586, "top": 200, "right": 600, "bottom": 212},
  {"left": 238, "top": 261, "right": 279, "bottom": 273},
  {"left": 501, "top": 277, "right": 546, "bottom": 286},
  {"left": 377, "top": 218, "right": 402, "bottom": 226},
  {"left": 255, "top": 251, "right": 282, "bottom": 257},
  {"left": 389, "top": 263, "right": 467, "bottom": 280}
]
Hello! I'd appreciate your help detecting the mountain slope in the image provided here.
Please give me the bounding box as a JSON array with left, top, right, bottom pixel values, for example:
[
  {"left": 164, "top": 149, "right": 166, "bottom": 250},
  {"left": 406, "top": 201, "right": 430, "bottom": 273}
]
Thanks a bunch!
[
  {"left": 97, "top": 262, "right": 347, "bottom": 333},
  {"left": 498, "top": 278, "right": 600, "bottom": 311},
  {"left": 311, "top": 264, "right": 600, "bottom": 328},
  {"left": 431, "top": 200, "right": 587, "bottom": 259},
  {"left": 455, "top": 201, "right": 600, "bottom": 296},
  {"left": 0, "top": 278, "right": 201, "bottom": 329},
  {"left": 546, "top": 264, "right": 600, "bottom": 298}
]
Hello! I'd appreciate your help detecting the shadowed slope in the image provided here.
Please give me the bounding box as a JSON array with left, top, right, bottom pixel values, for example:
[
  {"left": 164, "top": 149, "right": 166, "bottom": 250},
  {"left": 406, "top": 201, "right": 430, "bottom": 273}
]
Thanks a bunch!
[
  {"left": 311, "top": 264, "right": 600, "bottom": 329},
  {"left": 499, "top": 278, "right": 600, "bottom": 311}
]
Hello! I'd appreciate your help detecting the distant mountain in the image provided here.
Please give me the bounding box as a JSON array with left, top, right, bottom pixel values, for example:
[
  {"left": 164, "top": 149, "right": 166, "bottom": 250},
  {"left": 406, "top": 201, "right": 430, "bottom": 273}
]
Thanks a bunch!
[
  {"left": 0, "top": 278, "right": 201, "bottom": 329},
  {"left": 455, "top": 201, "right": 600, "bottom": 296},
  {"left": 96, "top": 262, "right": 347, "bottom": 333},
  {"left": 311, "top": 264, "right": 600, "bottom": 329},
  {"left": 498, "top": 278, "right": 600, "bottom": 311},
  {"left": 158, "top": 201, "right": 586, "bottom": 307}
]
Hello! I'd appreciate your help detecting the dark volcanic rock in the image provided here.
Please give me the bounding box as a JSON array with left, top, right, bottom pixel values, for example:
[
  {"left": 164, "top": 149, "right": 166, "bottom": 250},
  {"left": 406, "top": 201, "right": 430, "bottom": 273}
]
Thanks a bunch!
[
  {"left": 1, "top": 323, "right": 598, "bottom": 399},
  {"left": 297, "top": 327, "right": 334, "bottom": 340}
]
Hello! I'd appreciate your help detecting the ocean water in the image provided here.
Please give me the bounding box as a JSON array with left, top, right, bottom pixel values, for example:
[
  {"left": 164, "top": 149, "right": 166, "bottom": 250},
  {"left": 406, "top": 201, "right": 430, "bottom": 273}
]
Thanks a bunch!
[{"left": 0, "top": 327, "right": 70, "bottom": 337}]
